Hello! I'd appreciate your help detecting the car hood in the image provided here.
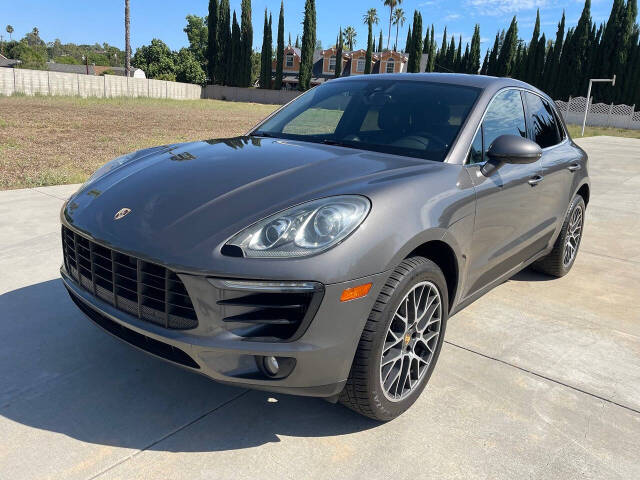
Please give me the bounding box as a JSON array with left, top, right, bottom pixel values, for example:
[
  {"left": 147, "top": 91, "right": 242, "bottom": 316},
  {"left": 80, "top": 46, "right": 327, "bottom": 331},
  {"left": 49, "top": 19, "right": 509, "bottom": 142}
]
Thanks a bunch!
[{"left": 63, "top": 137, "right": 431, "bottom": 271}]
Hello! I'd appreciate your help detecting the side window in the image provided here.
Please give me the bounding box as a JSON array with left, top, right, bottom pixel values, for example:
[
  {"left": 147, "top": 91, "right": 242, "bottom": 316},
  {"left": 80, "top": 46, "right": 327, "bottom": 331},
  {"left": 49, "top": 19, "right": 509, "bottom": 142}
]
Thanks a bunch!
[
  {"left": 482, "top": 89, "right": 527, "bottom": 158},
  {"left": 467, "top": 127, "right": 483, "bottom": 164},
  {"left": 524, "top": 92, "right": 561, "bottom": 148}
]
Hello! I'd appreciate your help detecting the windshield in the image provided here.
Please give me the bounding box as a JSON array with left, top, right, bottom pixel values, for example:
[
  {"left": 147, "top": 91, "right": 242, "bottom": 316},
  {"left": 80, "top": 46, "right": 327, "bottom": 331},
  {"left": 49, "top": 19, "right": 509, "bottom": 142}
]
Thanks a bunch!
[{"left": 253, "top": 79, "right": 480, "bottom": 162}]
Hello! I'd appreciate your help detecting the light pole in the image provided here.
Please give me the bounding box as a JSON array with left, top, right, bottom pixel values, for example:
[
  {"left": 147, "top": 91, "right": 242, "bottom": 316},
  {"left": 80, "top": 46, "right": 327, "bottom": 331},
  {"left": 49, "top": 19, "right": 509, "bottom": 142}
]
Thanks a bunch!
[{"left": 581, "top": 75, "right": 616, "bottom": 136}]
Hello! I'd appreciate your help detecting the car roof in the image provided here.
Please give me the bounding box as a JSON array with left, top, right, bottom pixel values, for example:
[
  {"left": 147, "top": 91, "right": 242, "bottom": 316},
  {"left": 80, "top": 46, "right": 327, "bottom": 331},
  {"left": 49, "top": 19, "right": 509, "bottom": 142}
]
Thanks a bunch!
[{"left": 333, "top": 72, "right": 538, "bottom": 93}]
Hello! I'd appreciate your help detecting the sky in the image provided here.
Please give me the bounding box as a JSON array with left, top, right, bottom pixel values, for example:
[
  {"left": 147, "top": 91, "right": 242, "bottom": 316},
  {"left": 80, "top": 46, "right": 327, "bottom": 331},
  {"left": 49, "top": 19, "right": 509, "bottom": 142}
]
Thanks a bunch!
[{"left": 3, "top": 0, "right": 638, "bottom": 57}]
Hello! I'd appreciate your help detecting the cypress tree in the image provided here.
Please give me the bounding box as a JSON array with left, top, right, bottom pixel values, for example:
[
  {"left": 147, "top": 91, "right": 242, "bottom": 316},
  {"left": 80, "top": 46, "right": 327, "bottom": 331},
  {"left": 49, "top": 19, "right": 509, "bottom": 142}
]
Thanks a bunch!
[
  {"left": 543, "top": 11, "right": 565, "bottom": 95},
  {"left": 567, "top": 0, "right": 592, "bottom": 93},
  {"left": 295, "top": 35, "right": 300, "bottom": 48},
  {"left": 532, "top": 33, "right": 546, "bottom": 86},
  {"left": 446, "top": 36, "right": 456, "bottom": 70},
  {"left": 437, "top": 27, "right": 448, "bottom": 71},
  {"left": 496, "top": 17, "right": 518, "bottom": 77},
  {"left": 408, "top": 11, "right": 422, "bottom": 73},
  {"left": 230, "top": 11, "right": 241, "bottom": 86},
  {"left": 289, "top": 32, "right": 292, "bottom": 47},
  {"left": 469, "top": 24, "right": 481, "bottom": 74},
  {"left": 486, "top": 32, "right": 500, "bottom": 76},
  {"left": 335, "top": 28, "right": 343, "bottom": 77},
  {"left": 378, "top": 30, "right": 383, "bottom": 52},
  {"left": 423, "top": 28, "right": 429, "bottom": 54},
  {"left": 405, "top": 26, "right": 412, "bottom": 53},
  {"left": 364, "top": 15, "right": 373, "bottom": 74},
  {"left": 275, "top": 1, "right": 285, "bottom": 90},
  {"left": 260, "top": 10, "right": 268, "bottom": 88},
  {"left": 455, "top": 35, "right": 462, "bottom": 70},
  {"left": 299, "top": 0, "right": 316, "bottom": 91},
  {"left": 207, "top": 0, "right": 219, "bottom": 84},
  {"left": 240, "top": 0, "right": 253, "bottom": 87},
  {"left": 427, "top": 24, "right": 436, "bottom": 72},
  {"left": 480, "top": 50, "right": 489, "bottom": 75},
  {"left": 524, "top": 9, "right": 541, "bottom": 83},
  {"left": 597, "top": 0, "right": 624, "bottom": 83},
  {"left": 217, "top": 0, "right": 231, "bottom": 85},
  {"left": 461, "top": 43, "right": 470, "bottom": 73}
]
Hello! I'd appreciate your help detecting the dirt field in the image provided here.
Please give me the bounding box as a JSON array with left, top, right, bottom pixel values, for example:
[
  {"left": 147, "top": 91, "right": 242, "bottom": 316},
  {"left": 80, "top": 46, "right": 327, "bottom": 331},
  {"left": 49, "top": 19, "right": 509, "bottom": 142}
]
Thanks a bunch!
[
  {"left": 2, "top": 94, "right": 638, "bottom": 190},
  {"left": 0, "top": 96, "right": 277, "bottom": 190}
]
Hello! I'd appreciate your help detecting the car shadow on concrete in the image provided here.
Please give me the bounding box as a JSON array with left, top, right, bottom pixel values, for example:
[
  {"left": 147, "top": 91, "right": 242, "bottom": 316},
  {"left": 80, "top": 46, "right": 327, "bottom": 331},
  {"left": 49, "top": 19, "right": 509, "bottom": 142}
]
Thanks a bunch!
[
  {"left": 508, "top": 267, "right": 555, "bottom": 282},
  {"left": 0, "top": 279, "right": 378, "bottom": 453}
]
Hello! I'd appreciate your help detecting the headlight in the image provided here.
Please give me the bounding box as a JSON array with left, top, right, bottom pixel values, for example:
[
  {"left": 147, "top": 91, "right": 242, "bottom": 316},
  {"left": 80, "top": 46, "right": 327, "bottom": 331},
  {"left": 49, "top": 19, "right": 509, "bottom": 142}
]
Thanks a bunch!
[{"left": 226, "top": 195, "right": 370, "bottom": 258}]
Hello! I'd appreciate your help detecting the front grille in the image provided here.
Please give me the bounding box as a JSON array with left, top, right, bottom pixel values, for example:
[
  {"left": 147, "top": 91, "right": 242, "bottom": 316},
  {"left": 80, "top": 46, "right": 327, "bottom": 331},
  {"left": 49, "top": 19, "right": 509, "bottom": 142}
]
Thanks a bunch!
[{"left": 62, "top": 226, "right": 198, "bottom": 330}]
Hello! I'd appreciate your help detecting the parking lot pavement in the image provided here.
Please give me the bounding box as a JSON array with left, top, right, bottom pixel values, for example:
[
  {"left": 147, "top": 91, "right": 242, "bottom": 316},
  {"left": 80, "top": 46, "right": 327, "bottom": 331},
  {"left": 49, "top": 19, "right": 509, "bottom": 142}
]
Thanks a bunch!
[{"left": 1, "top": 136, "right": 639, "bottom": 480}]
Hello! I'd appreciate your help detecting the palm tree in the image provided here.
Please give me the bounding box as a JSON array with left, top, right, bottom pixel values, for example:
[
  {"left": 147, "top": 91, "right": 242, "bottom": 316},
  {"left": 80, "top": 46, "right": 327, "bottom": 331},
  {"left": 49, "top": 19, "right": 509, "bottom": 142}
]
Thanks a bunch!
[
  {"left": 343, "top": 26, "right": 357, "bottom": 51},
  {"left": 392, "top": 8, "right": 405, "bottom": 52},
  {"left": 363, "top": 8, "right": 379, "bottom": 28},
  {"left": 5, "top": 25, "right": 13, "bottom": 41},
  {"left": 124, "top": 0, "right": 131, "bottom": 77},
  {"left": 383, "top": 0, "right": 402, "bottom": 50}
]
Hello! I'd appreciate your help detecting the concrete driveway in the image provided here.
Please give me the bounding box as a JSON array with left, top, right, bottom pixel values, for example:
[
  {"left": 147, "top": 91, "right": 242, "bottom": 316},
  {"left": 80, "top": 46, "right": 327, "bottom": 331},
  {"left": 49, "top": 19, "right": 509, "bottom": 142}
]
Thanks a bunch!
[{"left": 1, "top": 136, "right": 639, "bottom": 479}]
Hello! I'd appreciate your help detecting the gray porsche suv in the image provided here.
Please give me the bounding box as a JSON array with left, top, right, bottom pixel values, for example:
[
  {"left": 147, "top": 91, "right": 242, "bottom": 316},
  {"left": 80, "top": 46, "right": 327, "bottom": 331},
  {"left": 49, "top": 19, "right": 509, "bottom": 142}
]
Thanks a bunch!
[{"left": 60, "top": 74, "right": 589, "bottom": 420}]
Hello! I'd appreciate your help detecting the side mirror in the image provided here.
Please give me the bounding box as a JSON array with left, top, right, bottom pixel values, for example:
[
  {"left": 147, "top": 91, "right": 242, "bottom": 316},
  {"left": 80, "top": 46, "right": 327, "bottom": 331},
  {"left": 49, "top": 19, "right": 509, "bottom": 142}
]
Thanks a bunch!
[
  {"left": 481, "top": 135, "right": 542, "bottom": 176},
  {"left": 487, "top": 135, "right": 542, "bottom": 164}
]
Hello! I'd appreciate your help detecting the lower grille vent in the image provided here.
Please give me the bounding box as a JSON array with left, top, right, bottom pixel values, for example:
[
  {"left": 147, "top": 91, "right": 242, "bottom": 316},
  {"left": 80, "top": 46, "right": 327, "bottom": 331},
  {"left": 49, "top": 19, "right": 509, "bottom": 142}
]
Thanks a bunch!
[
  {"left": 216, "top": 285, "right": 324, "bottom": 341},
  {"left": 62, "top": 226, "right": 198, "bottom": 330}
]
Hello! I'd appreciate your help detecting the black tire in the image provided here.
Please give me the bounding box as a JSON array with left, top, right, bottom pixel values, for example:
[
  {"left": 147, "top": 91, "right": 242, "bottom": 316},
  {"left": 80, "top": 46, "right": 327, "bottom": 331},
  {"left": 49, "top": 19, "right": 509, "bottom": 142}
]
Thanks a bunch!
[
  {"left": 532, "top": 195, "right": 586, "bottom": 277},
  {"left": 339, "top": 256, "right": 448, "bottom": 421}
]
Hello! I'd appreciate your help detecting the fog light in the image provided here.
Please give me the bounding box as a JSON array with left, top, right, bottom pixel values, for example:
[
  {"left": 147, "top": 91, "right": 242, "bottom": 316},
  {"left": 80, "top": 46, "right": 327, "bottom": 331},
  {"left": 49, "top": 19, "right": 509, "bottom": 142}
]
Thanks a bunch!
[{"left": 263, "top": 356, "right": 280, "bottom": 376}]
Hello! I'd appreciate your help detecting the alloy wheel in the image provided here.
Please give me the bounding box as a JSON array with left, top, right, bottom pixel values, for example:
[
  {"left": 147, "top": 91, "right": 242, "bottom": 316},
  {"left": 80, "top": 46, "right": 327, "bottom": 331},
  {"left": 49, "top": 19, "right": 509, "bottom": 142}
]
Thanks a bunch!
[
  {"left": 563, "top": 205, "right": 584, "bottom": 267},
  {"left": 379, "top": 281, "right": 442, "bottom": 402}
]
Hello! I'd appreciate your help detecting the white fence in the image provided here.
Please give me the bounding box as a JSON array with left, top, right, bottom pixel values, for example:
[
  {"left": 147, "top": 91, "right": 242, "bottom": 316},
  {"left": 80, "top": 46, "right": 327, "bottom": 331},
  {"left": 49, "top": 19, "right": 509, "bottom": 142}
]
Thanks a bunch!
[
  {"left": 204, "top": 84, "right": 301, "bottom": 104},
  {"left": 555, "top": 96, "right": 640, "bottom": 130},
  {"left": 0, "top": 67, "right": 202, "bottom": 100}
]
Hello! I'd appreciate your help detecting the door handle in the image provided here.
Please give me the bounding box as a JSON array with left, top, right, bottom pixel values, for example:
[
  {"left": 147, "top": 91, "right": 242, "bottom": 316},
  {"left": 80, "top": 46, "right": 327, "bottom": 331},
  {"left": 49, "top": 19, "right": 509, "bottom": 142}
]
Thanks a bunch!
[
  {"left": 568, "top": 163, "right": 582, "bottom": 172},
  {"left": 528, "top": 175, "right": 544, "bottom": 186}
]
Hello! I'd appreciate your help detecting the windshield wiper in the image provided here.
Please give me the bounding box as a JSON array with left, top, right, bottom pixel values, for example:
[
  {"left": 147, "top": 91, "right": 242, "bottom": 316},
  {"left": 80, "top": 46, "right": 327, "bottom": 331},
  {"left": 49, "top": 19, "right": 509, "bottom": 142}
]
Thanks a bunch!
[{"left": 320, "top": 139, "right": 361, "bottom": 150}]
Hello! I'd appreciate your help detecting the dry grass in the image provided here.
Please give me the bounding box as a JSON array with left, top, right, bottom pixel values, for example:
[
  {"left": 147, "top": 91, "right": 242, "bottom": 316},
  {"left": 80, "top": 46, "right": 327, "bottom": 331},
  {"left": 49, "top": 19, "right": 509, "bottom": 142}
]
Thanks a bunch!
[
  {"left": 0, "top": 95, "right": 277, "bottom": 190},
  {"left": 567, "top": 124, "right": 640, "bottom": 139}
]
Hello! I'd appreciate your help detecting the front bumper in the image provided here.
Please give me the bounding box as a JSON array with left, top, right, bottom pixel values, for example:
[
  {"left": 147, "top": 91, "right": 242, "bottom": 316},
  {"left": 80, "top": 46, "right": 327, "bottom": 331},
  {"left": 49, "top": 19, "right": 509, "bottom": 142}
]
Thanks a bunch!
[{"left": 61, "top": 266, "right": 389, "bottom": 397}]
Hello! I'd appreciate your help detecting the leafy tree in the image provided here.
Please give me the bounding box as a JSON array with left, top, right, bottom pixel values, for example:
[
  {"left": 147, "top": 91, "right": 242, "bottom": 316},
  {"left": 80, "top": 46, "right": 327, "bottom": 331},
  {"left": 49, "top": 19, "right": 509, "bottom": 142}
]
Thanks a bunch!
[
  {"left": 392, "top": 8, "right": 405, "bottom": 52},
  {"left": 240, "top": 0, "right": 253, "bottom": 87},
  {"left": 6, "top": 25, "right": 13, "bottom": 41},
  {"left": 275, "top": 1, "right": 285, "bottom": 89},
  {"left": 217, "top": 0, "right": 231, "bottom": 85},
  {"left": 54, "top": 56, "right": 81, "bottom": 64},
  {"left": 14, "top": 42, "right": 47, "bottom": 70},
  {"left": 383, "top": 0, "right": 402, "bottom": 50},
  {"left": 363, "top": 8, "right": 379, "bottom": 74},
  {"left": 132, "top": 39, "right": 176, "bottom": 80},
  {"left": 207, "top": 0, "right": 218, "bottom": 83},
  {"left": 335, "top": 28, "right": 344, "bottom": 77},
  {"left": 184, "top": 15, "right": 208, "bottom": 66},
  {"left": 344, "top": 26, "right": 357, "bottom": 50},
  {"left": 299, "top": 0, "right": 316, "bottom": 91},
  {"left": 175, "top": 48, "right": 206, "bottom": 85}
]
